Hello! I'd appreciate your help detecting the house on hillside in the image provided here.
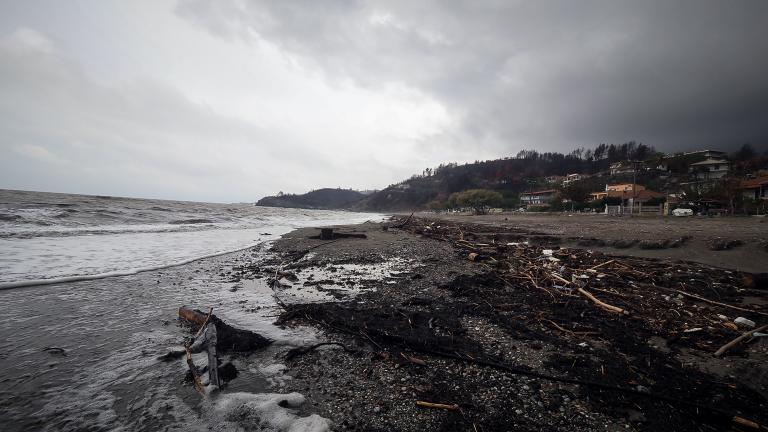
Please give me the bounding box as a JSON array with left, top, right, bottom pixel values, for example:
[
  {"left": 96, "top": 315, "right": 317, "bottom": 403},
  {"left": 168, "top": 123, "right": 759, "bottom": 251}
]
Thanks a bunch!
[
  {"left": 678, "top": 149, "right": 726, "bottom": 159},
  {"left": 596, "top": 189, "right": 664, "bottom": 205},
  {"left": 520, "top": 190, "right": 557, "bottom": 206},
  {"left": 739, "top": 176, "right": 768, "bottom": 201},
  {"left": 689, "top": 158, "right": 730, "bottom": 181},
  {"left": 545, "top": 175, "right": 564, "bottom": 184},
  {"left": 562, "top": 173, "right": 585, "bottom": 186},
  {"left": 590, "top": 184, "right": 645, "bottom": 200},
  {"left": 609, "top": 162, "right": 636, "bottom": 175},
  {"left": 589, "top": 184, "right": 662, "bottom": 204}
]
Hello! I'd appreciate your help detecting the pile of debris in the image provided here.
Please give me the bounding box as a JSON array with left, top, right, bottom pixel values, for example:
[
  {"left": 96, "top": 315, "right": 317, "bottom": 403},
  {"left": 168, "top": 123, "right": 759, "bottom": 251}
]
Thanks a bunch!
[
  {"left": 161, "top": 307, "right": 272, "bottom": 393},
  {"left": 277, "top": 216, "right": 767, "bottom": 431}
]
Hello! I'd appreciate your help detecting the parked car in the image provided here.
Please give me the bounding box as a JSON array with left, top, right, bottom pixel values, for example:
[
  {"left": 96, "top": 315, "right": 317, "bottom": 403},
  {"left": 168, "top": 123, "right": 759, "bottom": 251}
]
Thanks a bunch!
[{"left": 672, "top": 208, "right": 694, "bottom": 217}]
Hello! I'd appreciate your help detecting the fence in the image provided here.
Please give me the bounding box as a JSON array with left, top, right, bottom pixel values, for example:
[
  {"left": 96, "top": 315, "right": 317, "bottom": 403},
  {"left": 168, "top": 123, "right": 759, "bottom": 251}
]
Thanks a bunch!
[{"left": 606, "top": 204, "right": 663, "bottom": 216}]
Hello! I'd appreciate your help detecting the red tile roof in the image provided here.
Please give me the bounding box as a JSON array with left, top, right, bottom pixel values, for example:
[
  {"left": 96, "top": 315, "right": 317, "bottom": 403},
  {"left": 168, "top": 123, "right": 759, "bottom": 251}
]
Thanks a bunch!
[{"left": 739, "top": 176, "right": 768, "bottom": 189}]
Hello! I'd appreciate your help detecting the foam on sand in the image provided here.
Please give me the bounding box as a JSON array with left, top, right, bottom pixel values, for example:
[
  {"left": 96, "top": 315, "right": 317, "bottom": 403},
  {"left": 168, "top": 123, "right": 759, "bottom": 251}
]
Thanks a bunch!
[{"left": 210, "top": 392, "right": 332, "bottom": 432}]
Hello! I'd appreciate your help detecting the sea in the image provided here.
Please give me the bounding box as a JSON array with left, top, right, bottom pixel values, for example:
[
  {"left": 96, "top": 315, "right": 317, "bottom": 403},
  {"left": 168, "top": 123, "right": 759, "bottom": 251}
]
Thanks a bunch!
[
  {"left": 0, "top": 189, "right": 384, "bottom": 431},
  {"left": 0, "top": 189, "right": 380, "bottom": 288}
]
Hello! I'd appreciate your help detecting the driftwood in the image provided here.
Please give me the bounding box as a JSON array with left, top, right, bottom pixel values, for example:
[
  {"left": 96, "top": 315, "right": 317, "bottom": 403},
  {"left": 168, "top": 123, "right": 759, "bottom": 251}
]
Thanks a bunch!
[
  {"left": 179, "top": 306, "right": 272, "bottom": 352},
  {"left": 714, "top": 324, "right": 768, "bottom": 357},
  {"left": 177, "top": 307, "right": 272, "bottom": 392},
  {"left": 577, "top": 287, "right": 629, "bottom": 315},
  {"left": 391, "top": 212, "right": 415, "bottom": 229},
  {"left": 657, "top": 287, "right": 768, "bottom": 318},
  {"left": 185, "top": 347, "right": 205, "bottom": 393},
  {"left": 416, "top": 401, "right": 460, "bottom": 411},
  {"left": 182, "top": 308, "right": 220, "bottom": 390}
]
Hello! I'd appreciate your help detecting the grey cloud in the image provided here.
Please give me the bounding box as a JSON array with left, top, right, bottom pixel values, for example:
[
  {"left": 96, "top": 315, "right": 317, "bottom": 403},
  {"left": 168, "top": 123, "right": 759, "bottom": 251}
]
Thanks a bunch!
[
  {"left": 0, "top": 35, "right": 355, "bottom": 201},
  {"left": 178, "top": 0, "right": 768, "bottom": 153}
]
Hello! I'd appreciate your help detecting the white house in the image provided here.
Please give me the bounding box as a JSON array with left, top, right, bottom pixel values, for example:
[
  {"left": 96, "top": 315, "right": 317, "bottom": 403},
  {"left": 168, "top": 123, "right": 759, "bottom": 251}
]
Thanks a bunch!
[
  {"left": 689, "top": 158, "right": 729, "bottom": 181},
  {"left": 520, "top": 189, "right": 557, "bottom": 206},
  {"left": 562, "top": 173, "right": 584, "bottom": 186}
]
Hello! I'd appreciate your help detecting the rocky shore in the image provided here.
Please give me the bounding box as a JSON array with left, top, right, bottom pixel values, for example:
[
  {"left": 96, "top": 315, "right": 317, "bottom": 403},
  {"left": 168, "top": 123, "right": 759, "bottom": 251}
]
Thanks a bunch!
[{"left": 247, "top": 217, "right": 768, "bottom": 431}]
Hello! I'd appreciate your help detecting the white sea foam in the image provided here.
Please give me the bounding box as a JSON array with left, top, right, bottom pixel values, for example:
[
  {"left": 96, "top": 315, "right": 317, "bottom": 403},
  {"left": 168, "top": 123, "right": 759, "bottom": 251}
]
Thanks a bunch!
[
  {"left": 0, "top": 191, "right": 384, "bottom": 288},
  {"left": 209, "top": 392, "right": 332, "bottom": 432},
  {"left": 0, "top": 237, "right": 268, "bottom": 290}
]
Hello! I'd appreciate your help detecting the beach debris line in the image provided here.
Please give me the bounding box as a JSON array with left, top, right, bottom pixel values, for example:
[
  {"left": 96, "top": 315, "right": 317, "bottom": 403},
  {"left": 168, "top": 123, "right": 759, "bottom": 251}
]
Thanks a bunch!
[
  {"left": 178, "top": 306, "right": 272, "bottom": 352},
  {"left": 272, "top": 215, "right": 767, "bottom": 430},
  {"left": 161, "top": 307, "right": 273, "bottom": 392}
]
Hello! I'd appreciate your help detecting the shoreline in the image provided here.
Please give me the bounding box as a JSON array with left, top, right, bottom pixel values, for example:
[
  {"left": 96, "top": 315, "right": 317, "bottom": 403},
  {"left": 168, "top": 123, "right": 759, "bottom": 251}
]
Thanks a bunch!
[
  {"left": 2, "top": 215, "right": 765, "bottom": 431},
  {"left": 266, "top": 217, "right": 767, "bottom": 431}
]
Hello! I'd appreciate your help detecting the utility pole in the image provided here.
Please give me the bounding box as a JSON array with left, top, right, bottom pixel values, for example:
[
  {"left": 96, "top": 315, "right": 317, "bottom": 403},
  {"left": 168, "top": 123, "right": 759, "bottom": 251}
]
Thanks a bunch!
[{"left": 631, "top": 161, "right": 637, "bottom": 217}]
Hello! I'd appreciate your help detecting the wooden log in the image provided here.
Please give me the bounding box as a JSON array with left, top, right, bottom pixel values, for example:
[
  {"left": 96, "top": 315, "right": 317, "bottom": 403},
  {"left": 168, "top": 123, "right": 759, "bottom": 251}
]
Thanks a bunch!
[
  {"left": 179, "top": 306, "right": 209, "bottom": 327},
  {"left": 185, "top": 347, "right": 205, "bottom": 393},
  {"left": 194, "top": 308, "right": 214, "bottom": 338},
  {"left": 578, "top": 288, "right": 629, "bottom": 315},
  {"left": 713, "top": 324, "right": 768, "bottom": 357},
  {"left": 401, "top": 352, "right": 427, "bottom": 366},
  {"left": 416, "top": 401, "right": 459, "bottom": 411},
  {"left": 732, "top": 415, "right": 762, "bottom": 431},
  {"left": 205, "top": 324, "right": 220, "bottom": 387},
  {"left": 179, "top": 306, "right": 272, "bottom": 352}
]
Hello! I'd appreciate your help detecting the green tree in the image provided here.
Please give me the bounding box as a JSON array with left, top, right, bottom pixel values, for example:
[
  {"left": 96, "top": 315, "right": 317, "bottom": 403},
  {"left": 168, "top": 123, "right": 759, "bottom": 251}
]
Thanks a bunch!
[
  {"left": 448, "top": 189, "right": 503, "bottom": 214},
  {"left": 427, "top": 199, "right": 446, "bottom": 211},
  {"left": 560, "top": 182, "right": 591, "bottom": 204},
  {"left": 733, "top": 143, "right": 756, "bottom": 161}
]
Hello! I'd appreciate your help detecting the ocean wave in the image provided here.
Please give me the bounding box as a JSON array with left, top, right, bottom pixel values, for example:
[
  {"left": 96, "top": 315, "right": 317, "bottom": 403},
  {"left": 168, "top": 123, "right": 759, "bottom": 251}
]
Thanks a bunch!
[
  {"left": 0, "top": 223, "right": 226, "bottom": 239},
  {"left": 0, "top": 239, "right": 267, "bottom": 290},
  {"left": 0, "top": 213, "right": 21, "bottom": 222},
  {"left": 168, "top": 218, "right": 215, "bottom": 224}
]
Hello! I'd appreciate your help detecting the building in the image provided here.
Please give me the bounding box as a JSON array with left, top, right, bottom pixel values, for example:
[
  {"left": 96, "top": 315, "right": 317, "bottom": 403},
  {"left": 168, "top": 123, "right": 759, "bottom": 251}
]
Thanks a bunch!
[
  {"left": 677, "top": 149, "right": 726, "bottom": 159},
  {"left": 562, "top": 173, "right": 585, "bottom": 187},
  {"left": 609, "top": 162, "right": 636, "bottom": 175},
  {"left": 520, "top": 190, "right": 557, "bottom": 206},
  {"left": 689, "top": 158, "right": 730, "bottom": 181},
  {"left": 589, "top": 183, "right": 644, "bottom": 201},
  {"left": 607, "top": 183, "right": 645, "bottom": 193},
  {"left": 739, "top": 175, "right": 768, "bottom": 201},
  {"left": 591, "top": 189, "right": 664, "bottom": 204},
  {"left": 544, "top": 175, "right": 564, "bottom": 184}
]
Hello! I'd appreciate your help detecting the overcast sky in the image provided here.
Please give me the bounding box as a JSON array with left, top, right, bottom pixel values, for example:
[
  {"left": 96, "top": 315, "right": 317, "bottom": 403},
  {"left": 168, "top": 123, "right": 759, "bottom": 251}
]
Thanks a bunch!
[{"left": 1, "top": 1, "right": 767, "bottom": 202}]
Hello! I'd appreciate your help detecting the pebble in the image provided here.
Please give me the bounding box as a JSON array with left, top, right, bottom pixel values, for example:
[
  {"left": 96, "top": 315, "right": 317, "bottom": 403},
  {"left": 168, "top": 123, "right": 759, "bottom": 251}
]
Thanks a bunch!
[{"left": 734, "top": 317, "right": 756, "bottom": 328}]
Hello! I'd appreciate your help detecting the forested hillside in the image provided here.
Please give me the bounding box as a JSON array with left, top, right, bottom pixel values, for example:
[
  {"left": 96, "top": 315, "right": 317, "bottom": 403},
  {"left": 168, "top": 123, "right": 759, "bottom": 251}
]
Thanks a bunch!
[
  {"left": 357, "top": 142, "right": 657, "bottom": 210},
  {"left": 256, "top": 188, "right": 366, "bottom": 209}
]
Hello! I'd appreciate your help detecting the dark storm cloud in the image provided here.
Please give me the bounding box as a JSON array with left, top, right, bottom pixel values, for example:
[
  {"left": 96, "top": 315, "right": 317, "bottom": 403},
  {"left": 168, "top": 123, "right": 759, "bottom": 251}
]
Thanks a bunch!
[{"left": 178, "top": 0, "right": 768, "bottom": 153}]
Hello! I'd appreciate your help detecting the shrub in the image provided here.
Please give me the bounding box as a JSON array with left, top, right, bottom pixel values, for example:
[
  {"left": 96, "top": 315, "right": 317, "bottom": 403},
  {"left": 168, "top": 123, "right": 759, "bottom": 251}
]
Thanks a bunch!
[{"left": 448, "top": 189, "right": 503, "bottom": 214}]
